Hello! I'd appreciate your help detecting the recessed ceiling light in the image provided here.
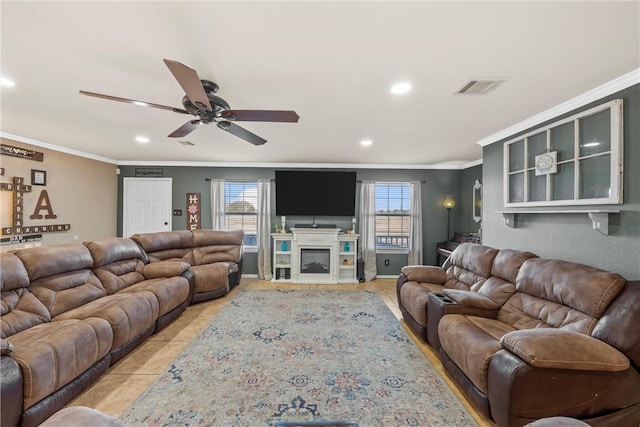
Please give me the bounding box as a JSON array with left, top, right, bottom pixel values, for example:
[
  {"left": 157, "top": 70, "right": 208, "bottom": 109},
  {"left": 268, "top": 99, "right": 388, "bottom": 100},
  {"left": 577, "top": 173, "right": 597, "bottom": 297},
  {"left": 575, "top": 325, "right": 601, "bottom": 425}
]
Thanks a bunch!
[
  {"left": 133, "top": 101, "right": 148, "bottom": 107},
  {"left": 1, "top": 77, "right": 15, "bottom": 87},
  {"left": 361, "top": 139, "right": 373, "bottom": 147},
  {"left": 390, "top": 82, "right": 411, "bottom": 95},
  {"left": 135, "top": 136, "right": 150, "bottom": 143}
]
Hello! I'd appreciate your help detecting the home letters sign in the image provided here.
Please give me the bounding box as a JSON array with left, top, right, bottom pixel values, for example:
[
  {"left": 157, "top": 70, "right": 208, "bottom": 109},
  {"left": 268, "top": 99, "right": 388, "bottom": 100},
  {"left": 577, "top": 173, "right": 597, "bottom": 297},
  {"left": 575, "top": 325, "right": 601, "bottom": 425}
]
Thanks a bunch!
[{"left": 187, "top": 193, "right": 201, "bottom": 230}]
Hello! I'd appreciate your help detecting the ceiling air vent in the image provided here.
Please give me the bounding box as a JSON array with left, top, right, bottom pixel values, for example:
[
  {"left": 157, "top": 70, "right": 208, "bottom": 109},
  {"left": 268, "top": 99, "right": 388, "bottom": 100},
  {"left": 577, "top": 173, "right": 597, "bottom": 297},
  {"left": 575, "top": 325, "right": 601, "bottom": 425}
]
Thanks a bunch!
[
  {"left": 456, "top": 78, "right": 504, "bottom": 95},
  {"left": 177, "top": 140, "right": 194, "bottom": 146}
]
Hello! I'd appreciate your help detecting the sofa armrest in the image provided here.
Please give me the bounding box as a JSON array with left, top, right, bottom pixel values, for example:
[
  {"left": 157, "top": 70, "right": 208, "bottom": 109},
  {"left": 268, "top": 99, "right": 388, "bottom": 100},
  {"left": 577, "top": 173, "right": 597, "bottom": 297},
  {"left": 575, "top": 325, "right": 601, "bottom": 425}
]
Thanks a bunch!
[
  {"left": 501, "top": 329, "right": 630, "bottom": 371},
  {"left": 442, "top": 289, "right": 501, "bottom": 310},
  {"left": 401, "top": 265, "right": 446, "bottom": 284},
  {"left": 142, "top": 261, "right": 191, "bottom": 279},
  {"left": 1, "top": 355, "right": 23, "bottom": 427},
  {"left": 1, "top": 338, "right": 14, "bottom": 357}
]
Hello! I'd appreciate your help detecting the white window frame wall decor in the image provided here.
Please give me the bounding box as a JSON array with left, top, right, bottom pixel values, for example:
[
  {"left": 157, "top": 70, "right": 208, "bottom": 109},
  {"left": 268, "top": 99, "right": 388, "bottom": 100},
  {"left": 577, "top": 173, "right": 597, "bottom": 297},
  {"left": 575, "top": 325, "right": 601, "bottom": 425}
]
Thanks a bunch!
[{"left": 503, "top": 99, "right": 623, "bottom": 208}]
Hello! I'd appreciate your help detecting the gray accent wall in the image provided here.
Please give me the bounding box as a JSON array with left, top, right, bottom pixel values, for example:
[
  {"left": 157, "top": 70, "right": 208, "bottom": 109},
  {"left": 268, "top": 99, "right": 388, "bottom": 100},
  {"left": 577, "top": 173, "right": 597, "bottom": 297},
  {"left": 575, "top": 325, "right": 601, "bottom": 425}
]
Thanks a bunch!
[
  {"left": 482, "top": 84, "right": 640, "bottom": 280},
  {"left": 117, "top": 166, "right": 466, "bottom": 274}
]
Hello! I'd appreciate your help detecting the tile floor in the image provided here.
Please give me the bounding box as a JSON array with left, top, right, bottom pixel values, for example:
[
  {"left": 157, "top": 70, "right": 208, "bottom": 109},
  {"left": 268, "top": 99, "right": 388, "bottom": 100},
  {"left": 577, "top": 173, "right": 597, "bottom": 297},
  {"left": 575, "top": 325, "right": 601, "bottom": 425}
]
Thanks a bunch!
[{"left": 69, "top": 277, "right": 495, "bottom": 426}]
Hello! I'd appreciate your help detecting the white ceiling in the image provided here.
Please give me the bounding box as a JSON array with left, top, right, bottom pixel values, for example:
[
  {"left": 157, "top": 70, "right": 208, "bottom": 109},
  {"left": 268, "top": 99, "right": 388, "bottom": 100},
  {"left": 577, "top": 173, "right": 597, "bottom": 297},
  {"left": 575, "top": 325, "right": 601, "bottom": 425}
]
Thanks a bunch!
[{"left": 1, "top": 1, "right": 639, "bottom": 167}]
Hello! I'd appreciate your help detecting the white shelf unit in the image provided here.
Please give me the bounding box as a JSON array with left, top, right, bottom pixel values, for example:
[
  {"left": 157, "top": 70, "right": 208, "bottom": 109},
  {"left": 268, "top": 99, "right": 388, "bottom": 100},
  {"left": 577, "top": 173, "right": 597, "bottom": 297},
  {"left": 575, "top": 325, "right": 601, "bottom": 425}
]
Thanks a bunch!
[
  {"left": 272, "top": 233, "right": 292, "bottom": 282},
  {"left": 337, "top": 235, "right": 358, "bottom": 283},
  {"left": 497, "top": 209, "right": 620, "bottom": 235}
]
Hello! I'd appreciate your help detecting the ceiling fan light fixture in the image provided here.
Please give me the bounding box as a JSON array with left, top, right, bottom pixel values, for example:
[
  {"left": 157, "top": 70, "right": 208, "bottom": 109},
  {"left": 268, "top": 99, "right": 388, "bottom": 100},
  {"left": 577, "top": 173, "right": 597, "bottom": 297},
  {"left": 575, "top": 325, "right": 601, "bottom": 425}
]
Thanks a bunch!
[
  {"left": 390, "top": 82, "right": 411, "bottom": 95},
  {"left": 135, "top": 136, "right": 150, "bottom": 144}
]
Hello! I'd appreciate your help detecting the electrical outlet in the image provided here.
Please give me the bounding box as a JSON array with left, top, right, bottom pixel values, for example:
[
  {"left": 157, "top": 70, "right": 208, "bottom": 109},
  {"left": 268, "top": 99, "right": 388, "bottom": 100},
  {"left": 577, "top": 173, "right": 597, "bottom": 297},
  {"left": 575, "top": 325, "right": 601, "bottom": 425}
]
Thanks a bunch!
[{"left": 384, "top": 259, "right": 390, "bottom": 266}]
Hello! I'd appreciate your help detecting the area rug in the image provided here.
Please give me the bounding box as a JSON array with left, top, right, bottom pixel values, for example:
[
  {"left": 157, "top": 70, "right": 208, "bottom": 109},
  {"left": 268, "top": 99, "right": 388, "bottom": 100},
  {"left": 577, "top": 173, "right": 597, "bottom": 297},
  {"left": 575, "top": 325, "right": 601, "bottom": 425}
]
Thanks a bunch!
[{"left": 120, "top": 290, "right": 477, "bottom": 426}]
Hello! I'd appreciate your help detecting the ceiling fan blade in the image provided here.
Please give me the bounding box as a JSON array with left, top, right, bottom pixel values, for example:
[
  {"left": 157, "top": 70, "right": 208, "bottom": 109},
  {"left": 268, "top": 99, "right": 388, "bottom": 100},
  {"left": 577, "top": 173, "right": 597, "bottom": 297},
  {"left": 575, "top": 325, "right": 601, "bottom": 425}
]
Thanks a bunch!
[
  {"left": 217, "top": 121, "right": 267, "bottom": 146},
  {"left": 168, "top": 120, "right": 202, "bottom": 138},
  {"left": 79, "top": 90, "right": 190, "bottom": 114},
  {"left": 163, "top": 59, "right": 213, "bottom": 112},
  {"left": 221, "top": 110, "right": 299, "bottom": 123}
]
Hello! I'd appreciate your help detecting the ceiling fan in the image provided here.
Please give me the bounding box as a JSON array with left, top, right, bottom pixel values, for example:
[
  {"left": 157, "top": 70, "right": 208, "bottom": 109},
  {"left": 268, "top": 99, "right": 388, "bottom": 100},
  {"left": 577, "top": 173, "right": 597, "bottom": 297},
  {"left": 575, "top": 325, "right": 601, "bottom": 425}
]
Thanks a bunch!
[{"left": 79, "top": 59, "right": 299, "bottom": 145}]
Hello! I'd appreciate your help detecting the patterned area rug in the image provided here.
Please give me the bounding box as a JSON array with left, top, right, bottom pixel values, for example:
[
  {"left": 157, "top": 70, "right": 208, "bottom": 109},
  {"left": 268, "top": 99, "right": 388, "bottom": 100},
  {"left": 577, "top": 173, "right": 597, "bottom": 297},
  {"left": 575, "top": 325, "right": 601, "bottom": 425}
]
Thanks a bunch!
[{"left": 120, "top": 290, "right": 477, "bottom": 426}]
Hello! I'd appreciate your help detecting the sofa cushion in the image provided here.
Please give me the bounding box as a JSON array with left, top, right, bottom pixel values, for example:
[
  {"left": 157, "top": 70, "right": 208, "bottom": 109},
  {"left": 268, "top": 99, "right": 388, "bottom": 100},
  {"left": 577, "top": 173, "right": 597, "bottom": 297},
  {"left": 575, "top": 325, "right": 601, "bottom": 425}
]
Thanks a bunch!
[
  {"left": 516, "top": 258, "right": 626, "bottom": 319},
  {"left": 116, "top": 277, "right": 190, "bottom": 317},
  {"left": 84, "top": 237, "right": 144, "bottom": 268},
  {"left": 190, "top": 263, "right": 231, "bottom": 294},
  {"left": 490, "top": 248, "right": 538, "bottom": 284},
  {"left": 6, "top": 318, "right": 112, "bottom": 409},
  {"left": 15, "top": 244, "right": 94, "bottom": 281},
  {"left": 53, "top": 292, "right": 158, "bottom": 349},
  {"left": 191, "top": 229, "right": 243, "bottom": 266},
  {"left": 400, "top": 282, "right": 445, "bottom": 327},
  {"left": 444, "top": 244, "right": 499, "bottom": 291},
  {"left": 1, "top": 253, "right": 51, "bottom": 338},
  {"left": 439, "top": 314, "right": 515, "bottom": 393},
  {"left": 131, "top": 231, "right": 194, "bottom": 263},
  {"left": 15, "top": 244, "right": 107, "bottom": 318}
]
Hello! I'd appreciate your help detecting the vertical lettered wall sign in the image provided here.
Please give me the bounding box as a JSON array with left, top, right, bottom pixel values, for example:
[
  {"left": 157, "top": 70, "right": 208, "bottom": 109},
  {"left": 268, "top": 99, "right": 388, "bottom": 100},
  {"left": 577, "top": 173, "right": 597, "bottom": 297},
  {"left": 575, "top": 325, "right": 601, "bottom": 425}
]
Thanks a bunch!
[{"left": 187, "top": 193, "right": 201, "bottom": 230}]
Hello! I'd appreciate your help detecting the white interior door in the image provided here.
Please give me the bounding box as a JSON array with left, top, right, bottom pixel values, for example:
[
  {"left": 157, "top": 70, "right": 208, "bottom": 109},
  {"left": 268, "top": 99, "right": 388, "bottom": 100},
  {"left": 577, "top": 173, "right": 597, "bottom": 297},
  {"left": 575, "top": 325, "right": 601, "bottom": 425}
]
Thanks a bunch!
[{"left": 123, "top": 178, "right": 172, "bottom": 237}]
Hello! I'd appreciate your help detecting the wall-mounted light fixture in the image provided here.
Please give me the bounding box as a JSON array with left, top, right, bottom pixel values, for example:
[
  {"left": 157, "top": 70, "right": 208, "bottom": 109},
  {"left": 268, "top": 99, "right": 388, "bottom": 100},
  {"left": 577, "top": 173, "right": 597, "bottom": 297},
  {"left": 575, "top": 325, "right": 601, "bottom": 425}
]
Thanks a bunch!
[{"left": 443, "top": 195, "right": 456, "bottom": 239}]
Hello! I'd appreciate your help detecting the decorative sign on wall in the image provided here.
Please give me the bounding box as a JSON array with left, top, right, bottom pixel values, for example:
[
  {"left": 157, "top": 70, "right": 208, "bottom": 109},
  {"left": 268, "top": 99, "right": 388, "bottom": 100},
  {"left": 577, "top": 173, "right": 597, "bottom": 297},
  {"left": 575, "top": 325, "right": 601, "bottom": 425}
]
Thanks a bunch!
[
  {"left": 187, "top": 193, "right": 201, "bottom": 230},
  {"left": 1, "top": 234, "right": 42, "bottom": 246},
  {"left": 135, "top": 168, "right": 163, "bottom": 177},
  {"left": 1, "top": 144, "right": 44, "bottom": 162},
  {"left": 1, "top": 176, "right": 70, "bottom": 236}
]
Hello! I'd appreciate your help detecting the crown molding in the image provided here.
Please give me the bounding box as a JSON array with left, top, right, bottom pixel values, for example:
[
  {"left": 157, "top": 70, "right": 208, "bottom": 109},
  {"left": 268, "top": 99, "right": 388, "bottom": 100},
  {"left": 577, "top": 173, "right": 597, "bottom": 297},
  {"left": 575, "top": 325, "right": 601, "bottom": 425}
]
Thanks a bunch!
[
  {"left": 0, "top": 132, "right": 119, "bottom": 164},
  {"left": 476, "top": 68, "right": 640, "bottom": 147}
]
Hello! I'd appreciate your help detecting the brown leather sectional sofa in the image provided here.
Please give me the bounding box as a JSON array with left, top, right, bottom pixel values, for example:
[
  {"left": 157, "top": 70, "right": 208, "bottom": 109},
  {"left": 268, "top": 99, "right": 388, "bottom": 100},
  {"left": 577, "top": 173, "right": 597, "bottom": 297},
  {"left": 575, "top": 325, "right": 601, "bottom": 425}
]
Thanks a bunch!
[
  {"left": 397, "top": 243, "right": 640, "bottom": 426},
  {"left": 0, "top": 229, "right": 243, "bottom": 427}
]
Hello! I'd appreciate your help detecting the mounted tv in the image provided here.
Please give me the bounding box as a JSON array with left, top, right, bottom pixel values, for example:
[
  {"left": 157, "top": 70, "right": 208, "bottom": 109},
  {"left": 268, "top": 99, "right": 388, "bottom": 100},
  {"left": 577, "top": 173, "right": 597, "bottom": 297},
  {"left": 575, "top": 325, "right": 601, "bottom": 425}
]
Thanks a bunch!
[{"left": 275, "top": 170, "right": 356, "bottom": 216}]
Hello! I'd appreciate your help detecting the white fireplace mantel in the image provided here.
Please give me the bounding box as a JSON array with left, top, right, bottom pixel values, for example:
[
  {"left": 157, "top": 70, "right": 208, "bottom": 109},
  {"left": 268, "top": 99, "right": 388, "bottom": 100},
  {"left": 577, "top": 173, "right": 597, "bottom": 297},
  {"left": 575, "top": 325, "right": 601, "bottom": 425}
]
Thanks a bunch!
[{"left": 272, "top": 228, "right": 358, "bottom": 284}]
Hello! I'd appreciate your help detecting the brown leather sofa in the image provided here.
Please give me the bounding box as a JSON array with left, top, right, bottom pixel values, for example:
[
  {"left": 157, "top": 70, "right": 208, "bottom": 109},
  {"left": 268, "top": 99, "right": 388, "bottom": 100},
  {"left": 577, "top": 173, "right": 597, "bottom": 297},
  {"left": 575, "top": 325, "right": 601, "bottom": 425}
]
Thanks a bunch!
[
  {"left": 131, "top": 229, "right": 244, "bottom": 303},
  {"left": 398, "top": 243, "right": 640, "bottom": 426},
  {"left": 1, "top": 230, "right": 243, "bottom": 427}
]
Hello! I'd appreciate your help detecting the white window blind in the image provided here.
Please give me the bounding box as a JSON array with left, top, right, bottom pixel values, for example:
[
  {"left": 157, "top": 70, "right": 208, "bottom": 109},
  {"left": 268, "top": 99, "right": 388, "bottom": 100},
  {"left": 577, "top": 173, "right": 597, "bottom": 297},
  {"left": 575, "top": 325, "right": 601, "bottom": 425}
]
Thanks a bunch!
[
  {"left": 375, "top": 182, "right": 410, "bottom": 250},
  {"left": 224, "top": 181, "right": 258, "bottom": 247}
]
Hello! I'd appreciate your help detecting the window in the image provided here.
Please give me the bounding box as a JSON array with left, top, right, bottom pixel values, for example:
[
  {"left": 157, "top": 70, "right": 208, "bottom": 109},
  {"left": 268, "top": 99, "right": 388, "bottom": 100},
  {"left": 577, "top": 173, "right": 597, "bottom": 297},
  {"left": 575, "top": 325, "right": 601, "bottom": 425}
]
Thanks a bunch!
[
  {"left": 375, "top": 182, "right": 410, "bottom": 251},
  {"left": 504, "top": 99, "right": 623, "bottom": 207},
  {"left": 224, "top": 181, "right": 258, "bottom": 248}
]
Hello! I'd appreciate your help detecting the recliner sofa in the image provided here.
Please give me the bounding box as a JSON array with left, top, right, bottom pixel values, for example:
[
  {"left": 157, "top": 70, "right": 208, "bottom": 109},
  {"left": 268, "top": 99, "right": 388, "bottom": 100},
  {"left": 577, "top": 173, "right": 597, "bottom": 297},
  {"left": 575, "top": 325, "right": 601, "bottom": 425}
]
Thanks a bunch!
[
  {"left": 397, "top": 243, "right": 640, "bottom": 426},
  {"left": 1, "top": 229, "right": 243, "bottom": 427}
]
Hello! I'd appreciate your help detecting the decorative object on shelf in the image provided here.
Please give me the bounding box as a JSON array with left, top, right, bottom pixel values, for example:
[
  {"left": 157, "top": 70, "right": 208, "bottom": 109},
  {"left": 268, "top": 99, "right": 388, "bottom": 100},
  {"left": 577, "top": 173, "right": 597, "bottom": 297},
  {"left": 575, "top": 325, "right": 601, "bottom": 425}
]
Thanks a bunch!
[
  {"left": 31, "top": 169, "right": 46, "bottom": 186},
  {"left": 534, "top": 151, "right": 557, "bottom": 176},
  {"left": 473, "top": 180, "right": 482, "bottom": 223},
  {"left": 281, "top": 240, "right": 288, "bottom": 252},
  {"left": 351, "top": 217, "right": 357, "bottom": 233},
  {"left": 443, "top": 195, "right": 456, "bottom": 240},
  {"left": 344, "top": 241, "right": 350, "bottom": 252},
  {"left": 281, "top": 216, "right": 287, "bottom": 234}
]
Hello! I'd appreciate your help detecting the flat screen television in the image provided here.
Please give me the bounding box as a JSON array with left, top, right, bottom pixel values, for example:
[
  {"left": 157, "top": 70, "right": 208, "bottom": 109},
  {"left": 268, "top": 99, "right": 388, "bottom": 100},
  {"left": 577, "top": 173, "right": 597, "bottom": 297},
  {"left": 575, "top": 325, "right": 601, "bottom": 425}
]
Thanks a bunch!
[{"left": 275, "top": 170, "right": 356, "bottom": 216}]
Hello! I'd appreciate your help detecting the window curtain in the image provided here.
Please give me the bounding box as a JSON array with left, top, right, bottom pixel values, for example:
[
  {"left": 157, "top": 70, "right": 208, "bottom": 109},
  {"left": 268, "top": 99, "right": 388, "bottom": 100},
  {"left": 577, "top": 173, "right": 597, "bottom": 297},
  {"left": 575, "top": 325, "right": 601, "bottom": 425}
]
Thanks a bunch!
[
  {"left": 210, "top": 179, "right": 226, "bottom": 230},
  {"left": 256, "top": 179, "right": 272, "bottom": 280},
  {"left": 408, "top": 181, "right": 423, "bottom": 265},
  {"left": 358, "top": 181, "right": 377, "bottom": 281}
]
